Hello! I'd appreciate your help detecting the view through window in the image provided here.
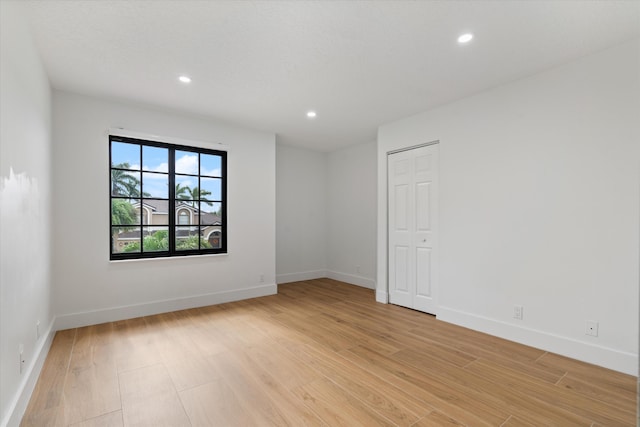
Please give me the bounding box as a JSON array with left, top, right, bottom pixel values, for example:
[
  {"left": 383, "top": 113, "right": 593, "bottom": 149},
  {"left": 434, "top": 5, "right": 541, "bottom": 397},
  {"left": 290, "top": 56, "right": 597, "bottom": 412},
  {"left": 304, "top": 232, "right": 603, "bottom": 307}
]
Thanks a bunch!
[{"left": 110, "top": 135, "right": 226, "bottom": 259}]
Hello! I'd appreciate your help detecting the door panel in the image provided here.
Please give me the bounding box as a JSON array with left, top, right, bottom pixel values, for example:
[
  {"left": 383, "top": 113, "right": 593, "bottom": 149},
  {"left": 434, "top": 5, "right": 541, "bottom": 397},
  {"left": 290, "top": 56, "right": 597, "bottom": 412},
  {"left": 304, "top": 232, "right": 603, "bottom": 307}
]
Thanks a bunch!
[
  {"left": 388, "top": 144, "right": 438, "bottom": 314},
  {"left": 394, "top": 246, "right": 409, "bottom": 293},
  {"left": 415, "top": 247, "right": 431, "bottom": 297},
  {"left": 394, "top": 184, "right": 409, "bottom": 231},
  {"left": 415, "top": 182, "right": 431, "bottom": 231}
]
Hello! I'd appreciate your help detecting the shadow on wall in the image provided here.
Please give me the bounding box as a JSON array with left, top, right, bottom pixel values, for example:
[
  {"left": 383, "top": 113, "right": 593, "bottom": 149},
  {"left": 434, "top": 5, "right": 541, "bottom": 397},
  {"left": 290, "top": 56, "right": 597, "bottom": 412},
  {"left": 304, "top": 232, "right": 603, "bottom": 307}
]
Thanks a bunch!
[{"left": 0, "top": 167, "right": 47, "bottom": 295}]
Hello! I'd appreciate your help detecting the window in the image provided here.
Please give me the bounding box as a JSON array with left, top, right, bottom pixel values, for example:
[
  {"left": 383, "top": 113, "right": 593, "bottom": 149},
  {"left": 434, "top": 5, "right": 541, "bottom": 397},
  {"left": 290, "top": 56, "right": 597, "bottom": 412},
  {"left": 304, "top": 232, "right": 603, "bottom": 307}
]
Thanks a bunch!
[
  {"left": 110, "top": 135, "right": 226, "bottom": 259},
  {"left": 178, "top": 210, "right": 190, "bottom": 225}
]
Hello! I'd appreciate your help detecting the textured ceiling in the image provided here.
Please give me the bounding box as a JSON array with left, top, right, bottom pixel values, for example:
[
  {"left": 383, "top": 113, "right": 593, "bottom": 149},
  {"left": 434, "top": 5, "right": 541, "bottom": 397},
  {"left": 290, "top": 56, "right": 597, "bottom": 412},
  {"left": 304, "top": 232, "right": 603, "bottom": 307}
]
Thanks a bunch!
[{"left": 20, "top": 0, "right": 640, "bottom": 152}]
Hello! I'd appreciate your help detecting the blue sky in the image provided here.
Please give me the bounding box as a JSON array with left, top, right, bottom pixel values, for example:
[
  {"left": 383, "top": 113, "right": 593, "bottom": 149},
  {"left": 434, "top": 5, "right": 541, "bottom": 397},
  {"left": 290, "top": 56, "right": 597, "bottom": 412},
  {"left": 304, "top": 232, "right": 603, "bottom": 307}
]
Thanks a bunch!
[{"left": 112, "top": 142, "right": 222, "bottom": 200}]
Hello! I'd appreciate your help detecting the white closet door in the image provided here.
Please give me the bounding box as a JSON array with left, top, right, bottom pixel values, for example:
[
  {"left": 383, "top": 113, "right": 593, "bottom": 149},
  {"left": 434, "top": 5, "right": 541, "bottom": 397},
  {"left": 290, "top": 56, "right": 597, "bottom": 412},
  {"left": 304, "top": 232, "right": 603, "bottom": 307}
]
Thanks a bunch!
[{"left": 388, "top": 144, "right": 438, "bottom": 315}]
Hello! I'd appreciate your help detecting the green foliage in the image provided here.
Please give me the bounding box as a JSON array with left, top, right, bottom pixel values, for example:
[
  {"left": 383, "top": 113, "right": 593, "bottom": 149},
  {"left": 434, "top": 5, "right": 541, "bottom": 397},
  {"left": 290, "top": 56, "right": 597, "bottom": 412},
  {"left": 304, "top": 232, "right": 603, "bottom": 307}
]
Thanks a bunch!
[
  {"left": 111, "top": 163, "right": 140, "bottom": 197},
  {"left": 174, "top": 184, "right": 214, "bottom": 208},
  {"left": 123, "top": 231, "right": 211, "bottom": 253},
  {"left": 122, "top": 241, "right": 140, "bottom": 252},
  {"left": 187, "top": 186, "right": 211, "bottom": 201},
  {"left": 111, "top": 163, "right": 152, "bottom": 197},
  {"left": 111, "top": 199, "right": 137, "bottom": 227},
  {"left": 176, "top": 235, "right": 212, "bottom": 250},
  {"left": 175, "top": 182, "right": 190, "bottom": 200},
  {"left": 143, "top": 230, "right": 169, "bottom": 252},
  {"left": 123, "top": 230, "right": 169, "bottom": 253}
]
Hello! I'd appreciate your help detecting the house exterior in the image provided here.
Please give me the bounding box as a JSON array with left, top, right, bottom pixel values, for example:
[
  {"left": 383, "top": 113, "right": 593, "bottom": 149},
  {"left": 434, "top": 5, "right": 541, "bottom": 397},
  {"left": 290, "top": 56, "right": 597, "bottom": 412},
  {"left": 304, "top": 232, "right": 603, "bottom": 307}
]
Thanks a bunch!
[{"left": 113, "top": 199, "right": 222, "bottom": 251}]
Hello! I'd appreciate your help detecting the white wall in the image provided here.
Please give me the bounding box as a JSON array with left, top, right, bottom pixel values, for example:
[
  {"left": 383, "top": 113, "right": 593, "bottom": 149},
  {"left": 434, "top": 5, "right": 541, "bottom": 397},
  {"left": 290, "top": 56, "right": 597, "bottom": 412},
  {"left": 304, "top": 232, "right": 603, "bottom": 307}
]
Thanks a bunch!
[
  {"left": 276, "top": 141, "right": 377, "bottom": 289},
  {"left": 327, "top": 141, "right": 377, "bottom": 288},
  {"left": 377, "top": 39, "right": 640, "bottom": 375},
  {"left": 52, "top": 91, "right": 276, "bottom": 328},
  {"left": 275, "top": 143, "right": 327, "bottom": 283},
  {"left": 0, "top": 3, "right": 54, "bottom": 426}
]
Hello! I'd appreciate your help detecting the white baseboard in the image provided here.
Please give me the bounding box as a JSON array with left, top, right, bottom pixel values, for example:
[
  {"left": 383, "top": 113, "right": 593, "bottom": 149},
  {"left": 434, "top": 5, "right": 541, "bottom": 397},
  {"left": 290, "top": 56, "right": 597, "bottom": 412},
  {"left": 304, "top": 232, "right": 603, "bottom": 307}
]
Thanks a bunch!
[
  {"left": 54, "top": 284, "right": 277, "bottom": 330},
  {"left": 437, "top": 305, "right": 638, "bottom": 376},
  {"left": 4, "top": 284, "right": 277, "bottom": 426},
  {"left": 326, "top": 270, "right": 375, "bottom": 290},
  {"left": 276, "top": 270, "right": 327, "bottom": 284},
  {"left": 2, "top": 320, "right": 55, "bottom": 427},
  {"left": 376, "top": 290, "right": 389, "bottom": 304}
]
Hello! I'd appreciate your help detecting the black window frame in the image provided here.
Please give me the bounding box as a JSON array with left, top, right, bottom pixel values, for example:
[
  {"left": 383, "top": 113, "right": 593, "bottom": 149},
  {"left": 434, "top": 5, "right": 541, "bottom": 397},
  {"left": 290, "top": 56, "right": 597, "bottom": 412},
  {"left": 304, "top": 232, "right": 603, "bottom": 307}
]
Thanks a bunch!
[{"left": 109, "top": 135, "right": 227, "bottom": 260}]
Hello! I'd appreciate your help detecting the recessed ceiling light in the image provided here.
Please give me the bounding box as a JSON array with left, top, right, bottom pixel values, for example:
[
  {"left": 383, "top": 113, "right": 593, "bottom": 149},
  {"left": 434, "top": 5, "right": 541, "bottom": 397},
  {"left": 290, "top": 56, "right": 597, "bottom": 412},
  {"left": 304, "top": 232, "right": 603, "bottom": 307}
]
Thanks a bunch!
[
  {"left": 457, "top": 33, "right": 473, "bottom": 44},
  {"left": 306, "top": 111, "right": 317, "bottom": 118},
  {"left": 178, "top": 75, "right": 192, "bottom": 84}
]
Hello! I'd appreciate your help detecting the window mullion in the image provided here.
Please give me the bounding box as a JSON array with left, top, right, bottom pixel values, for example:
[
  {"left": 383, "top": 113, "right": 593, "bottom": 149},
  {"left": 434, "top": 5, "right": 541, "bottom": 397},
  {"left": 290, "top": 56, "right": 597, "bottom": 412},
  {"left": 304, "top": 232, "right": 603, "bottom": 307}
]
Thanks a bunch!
[
  {"left": 197, "top": 153, "right": 201, "bottom": 250},
  {"left": 169, "top": 147, "right": 176, "bottom": 255},
  {"left": 138, "top": 144, "right": 143, "bottom": 252}
]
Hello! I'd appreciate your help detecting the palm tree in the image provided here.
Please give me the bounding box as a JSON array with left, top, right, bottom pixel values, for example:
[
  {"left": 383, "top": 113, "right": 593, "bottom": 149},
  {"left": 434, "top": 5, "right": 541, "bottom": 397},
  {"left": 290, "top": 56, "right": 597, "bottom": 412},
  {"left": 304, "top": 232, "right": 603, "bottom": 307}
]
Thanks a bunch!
[
  {"left": 186, "top": 186, "right": 213, "bottom": 207},
  {"left": 111, "top": 163, "right": 140, "bottom": 197},
  {"left": 175, "top": 182, "right": 190, "bottom": 200}
]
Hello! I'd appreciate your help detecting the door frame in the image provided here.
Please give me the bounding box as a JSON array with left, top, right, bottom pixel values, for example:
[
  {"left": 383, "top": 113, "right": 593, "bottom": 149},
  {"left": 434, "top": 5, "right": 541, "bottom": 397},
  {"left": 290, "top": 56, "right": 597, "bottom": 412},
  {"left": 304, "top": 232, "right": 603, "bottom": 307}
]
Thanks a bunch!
[{"left": 378, "top": 140, "right": 440, "bottom": 313}]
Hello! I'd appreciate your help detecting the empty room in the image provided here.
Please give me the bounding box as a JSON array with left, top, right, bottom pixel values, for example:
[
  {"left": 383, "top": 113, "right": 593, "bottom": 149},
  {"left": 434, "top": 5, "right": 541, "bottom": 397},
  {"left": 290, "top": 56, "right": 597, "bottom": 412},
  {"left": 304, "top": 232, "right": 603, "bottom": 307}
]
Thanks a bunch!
[{"left": 1, "top": 1, "right": 638, "bottom": 426}]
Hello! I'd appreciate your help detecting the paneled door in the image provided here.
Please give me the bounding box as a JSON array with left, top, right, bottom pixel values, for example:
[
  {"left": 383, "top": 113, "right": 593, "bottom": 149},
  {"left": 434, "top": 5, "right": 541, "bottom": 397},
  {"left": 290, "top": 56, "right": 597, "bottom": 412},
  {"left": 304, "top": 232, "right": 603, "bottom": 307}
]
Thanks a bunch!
[{"left": 388, "top": 143, "right": 439, "bottom": 314}]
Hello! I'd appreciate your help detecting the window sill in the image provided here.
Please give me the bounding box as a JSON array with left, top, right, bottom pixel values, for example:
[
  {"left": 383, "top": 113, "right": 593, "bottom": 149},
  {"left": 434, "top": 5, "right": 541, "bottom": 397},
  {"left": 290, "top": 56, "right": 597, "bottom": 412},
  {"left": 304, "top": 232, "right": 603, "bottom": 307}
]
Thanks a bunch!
[{"left": 109, "top": 252, "right": 228, "bottom": 263}]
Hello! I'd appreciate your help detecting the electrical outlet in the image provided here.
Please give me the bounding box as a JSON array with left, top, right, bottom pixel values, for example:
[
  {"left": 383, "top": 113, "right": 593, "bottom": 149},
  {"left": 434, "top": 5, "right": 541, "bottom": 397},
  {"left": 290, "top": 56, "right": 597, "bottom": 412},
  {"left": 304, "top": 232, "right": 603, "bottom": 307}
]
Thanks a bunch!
[
  {"left": 586, "top": 320, "right": 599, "bottom": 337},
  {"left": 356, "top": 265, "right": 361, "bottom": 274},
  {"left": 513, "top": 305, "right": 523, "bottom": 320},
  {"left": 36, "top": 320, "right": 40, "bottom": 340},
  {"left": 259, "top": 274, "right": 264, "bottom": 283}
]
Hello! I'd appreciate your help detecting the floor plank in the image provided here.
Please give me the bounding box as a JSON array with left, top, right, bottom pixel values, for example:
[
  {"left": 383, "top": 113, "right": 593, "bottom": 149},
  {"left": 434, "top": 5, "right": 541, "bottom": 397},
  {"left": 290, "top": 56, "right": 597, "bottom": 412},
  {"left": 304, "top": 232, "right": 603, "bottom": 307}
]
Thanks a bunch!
[
  {"left": 68, "top": 411, "right": 123, "bottom": 427},
  {"left": 21, "top": 329, "right": 76, "bottom": 427},
  {"left": 21, "top": 279, "right": 637, "bottom": 426},
  {"left": 118, "top": 364, "right": 191, "bottom": 427}
]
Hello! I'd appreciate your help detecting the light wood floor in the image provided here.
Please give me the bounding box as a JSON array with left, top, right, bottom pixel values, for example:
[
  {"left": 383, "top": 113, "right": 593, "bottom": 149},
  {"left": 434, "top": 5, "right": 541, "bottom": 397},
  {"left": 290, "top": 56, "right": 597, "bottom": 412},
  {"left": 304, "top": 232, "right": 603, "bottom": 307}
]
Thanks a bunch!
[{"left": 21, "top": 279, "right": 636, "bottom": 426}]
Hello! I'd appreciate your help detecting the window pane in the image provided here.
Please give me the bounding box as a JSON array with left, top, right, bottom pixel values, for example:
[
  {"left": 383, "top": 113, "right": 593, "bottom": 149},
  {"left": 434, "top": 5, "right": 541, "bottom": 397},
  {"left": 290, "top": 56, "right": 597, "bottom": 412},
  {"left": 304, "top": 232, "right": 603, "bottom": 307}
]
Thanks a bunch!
[
  {"left": 175, "top": 150, "right": 199, "bottom": 175},
  {"left": 142, "top": 228, "right": 168, "bottom": 252},
  {"left": 143, "top": 146, "right": 168, "bottom": 172},
  {"left": 112, "top": 227, "right": 140, "bottom": 253},
  {"left": 198, "top": 202, "right": 221, "bottom": 226},
  {"left": 111, "top": 170, "right": 140, "bottom": 197},
  {"left": 175, "top": 175, "right": 196, "bottom": 200},
  {"left": 201, "top": 154, "right": 221, "bottom": 177},
  {"left": 111, "top": 199, "right": 138, "bottom": 226},
  {"left": 111, "top": 142, "right": 140, "bottom": 169},
  {"left": 178, "top": 211, "right": 190, "bottom": 225},
  {"left": 175, "top": 202, "right": 194, "bottom": 225},
  {"left": 203, "top": 228, "right": 221, "bottom": 249},
  {"left": 142, "top": 172, "right": 168, "bottom": 198},
  {"left": 200, "top": 178, "right": 221, "bottom": 201},
  {"left": 142, "top": 199, "right": 168, "bottom": 225},
  {"left": 175, "top": 226, "right": 200, "bottom": 251}
]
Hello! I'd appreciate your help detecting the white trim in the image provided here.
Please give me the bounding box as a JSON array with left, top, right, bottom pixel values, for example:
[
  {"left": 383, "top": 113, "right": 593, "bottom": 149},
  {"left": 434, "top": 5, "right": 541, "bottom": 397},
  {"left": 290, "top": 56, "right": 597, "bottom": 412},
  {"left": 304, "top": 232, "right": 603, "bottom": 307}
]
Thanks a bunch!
[
  {"left": 326, "top": 270, "right": 375, "bottom": 289},
  {"left": 377, "top": 142, "right": 442, "bottom": 315},
  {"left": 437, "top": 306, "right": 638, "bottom": 376},
  {"left": 376, "top": 290, "right": 389, "bottom": 304},
  {"left": 386, "top": 139, "right": 440, "bottom": 155},
  {"left": 2, "top": 320, "right": 55, "bottom": 427},
  {"left": 206, "top": 229, "right": 221, "bottom": 239},
  {"left": 276, "top": 270, "right": 327, "bottom": 284},
  {"left": 177, "top": 208, "right": 191, "bottom": 225},
  {"left": 108, "top": 127, "right": 229, "bottom": 151},
  {"left": 141, "top": 205, "right": 151, "bottom": 224},
  {"left": 54, "top": 284, "right": 276, "bottom": 330},
  {"left": 109, "top": 252, "right": 228, "bottom": 263},
  {"left": 384, "top": 142, "right": 440, "bottom": 315}
]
